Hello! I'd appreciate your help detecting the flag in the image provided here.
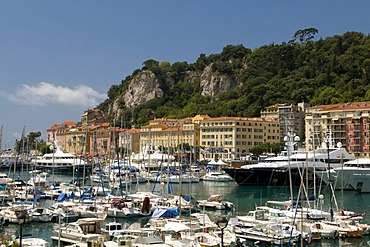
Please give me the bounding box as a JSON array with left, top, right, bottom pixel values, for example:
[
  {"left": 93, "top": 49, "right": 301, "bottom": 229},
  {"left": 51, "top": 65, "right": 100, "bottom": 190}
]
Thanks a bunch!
[{"left": 307, "top": 231, "right": 312, "bottom": 244}]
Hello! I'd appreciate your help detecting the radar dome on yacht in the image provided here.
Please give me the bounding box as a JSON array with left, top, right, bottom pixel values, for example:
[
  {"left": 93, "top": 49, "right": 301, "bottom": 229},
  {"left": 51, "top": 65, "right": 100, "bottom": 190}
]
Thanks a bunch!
[{"left": 337, "top": 142, "right": 342, "bottom": 148}]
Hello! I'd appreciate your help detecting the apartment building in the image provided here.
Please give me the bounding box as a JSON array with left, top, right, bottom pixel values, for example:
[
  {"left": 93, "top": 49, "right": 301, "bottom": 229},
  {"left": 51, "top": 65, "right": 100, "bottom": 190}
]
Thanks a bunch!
[
  {"left": 199, "top": 117, "right": 280, "bottom": 161},
  {"left": 47, "top": 109, "right": 111, "bottom": 155},
  {"left": 261, "top": 102, "right": 309, "bottom": 143},
  {"left": 305, "top": 102, "right": 370, "bottom": 157},
  {"left": 138, "top": 116, "right": 204, "bottom": 160}
]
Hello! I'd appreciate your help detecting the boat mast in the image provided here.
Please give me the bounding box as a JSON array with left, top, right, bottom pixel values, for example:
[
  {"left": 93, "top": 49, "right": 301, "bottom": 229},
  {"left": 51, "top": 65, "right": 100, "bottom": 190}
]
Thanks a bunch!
[
  {"left": 189, "top": 129, "right": 194, "bottom": 214},
  {"left": 12, "top": 139, "right": 17, "bottom": 203},
  {"left": 326, "top": 129, "right": 333, "bottom": 221},
  {"left": 312, "top": 115, "right": 316, "bottom": 208},
  {"left": 113, "top": 121, "right": 123, "bottom": 197},
  {"left": 166, "top": 125, "right": 172, "bottom": 199},
  {"left": 21, "top": 128, "right": 26, "bottom": 174},
  {"left": 148, "top": 128, "right": 152, "bottom": 180},
  {"left": 81, "top": 124, "right": 88, "bottom": 188},
  {"left": 121, "top": 115, "right": 129, "bottom": 194},
  {"left": 284, "top": 118, "right": 300, "bottom": 207},
  {"left": 51, "top": 141, "right": 55, "bottom": 184},
  {"left": 178, "top": 121, "right": 183, "bottom": 217},
  {"left": 0, "top": 125, "right": 2, "bottom": 152}
]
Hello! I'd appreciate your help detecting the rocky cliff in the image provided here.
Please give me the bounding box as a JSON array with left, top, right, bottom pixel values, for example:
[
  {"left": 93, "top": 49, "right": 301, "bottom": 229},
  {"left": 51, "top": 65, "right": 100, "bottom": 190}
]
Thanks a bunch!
[
  {"left": 200, "top": 65, "right": 239, "bottom": 99},
  {"left": 108, "top": 64, "right": 239, "bottom": 119}
]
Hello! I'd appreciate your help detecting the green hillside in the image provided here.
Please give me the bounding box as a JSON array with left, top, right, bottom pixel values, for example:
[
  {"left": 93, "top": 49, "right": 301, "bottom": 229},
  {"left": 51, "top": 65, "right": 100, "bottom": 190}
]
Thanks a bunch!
[{"left": 99, "top": 29, "right": 370, "bottom": 127}]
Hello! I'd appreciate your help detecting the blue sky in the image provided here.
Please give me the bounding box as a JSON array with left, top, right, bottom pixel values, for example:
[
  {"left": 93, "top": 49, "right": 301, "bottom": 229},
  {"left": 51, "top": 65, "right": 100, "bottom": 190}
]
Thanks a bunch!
[{"left": 0, "top": 1, "right": 369, "bottom": 148}]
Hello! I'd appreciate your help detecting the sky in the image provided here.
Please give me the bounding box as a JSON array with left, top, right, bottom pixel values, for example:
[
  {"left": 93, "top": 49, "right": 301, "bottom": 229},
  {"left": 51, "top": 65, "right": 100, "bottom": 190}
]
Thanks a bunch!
[{"left": 0, "top": 1, "right": 369, "bottom": 148}]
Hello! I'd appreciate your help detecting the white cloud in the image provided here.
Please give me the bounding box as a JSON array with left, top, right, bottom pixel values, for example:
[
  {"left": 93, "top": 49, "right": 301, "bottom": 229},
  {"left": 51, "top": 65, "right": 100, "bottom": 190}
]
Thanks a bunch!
[{"left": 2, "top": 82, "right": 107, "bottom": 107}]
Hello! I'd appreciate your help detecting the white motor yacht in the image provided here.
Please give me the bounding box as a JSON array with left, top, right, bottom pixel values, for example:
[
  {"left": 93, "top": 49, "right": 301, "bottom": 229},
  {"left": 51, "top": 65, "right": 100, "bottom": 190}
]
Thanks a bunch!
[
  {"left": 202, "top": 171, "right": 232, "bottom": 182},
  {"left": 224, "top": 136, "right": 354, "bottom": 187},
  {"left": 15, "top": 237, "right": 50, "bottom": 247},
  {"left": 59, "top": 218, "right": 104, "bottom": 242},
  {"left": 197, "top": 194, "right": 234, "bottom": 210},
  {"left": 316, "top": 158, "right": 370, "bottom": 192},
  {"left": 33, "top": 140, "right": 92, "bottom": 174},
  {"left": 29, "top": 207, "right": 53, "bottom": 222}
]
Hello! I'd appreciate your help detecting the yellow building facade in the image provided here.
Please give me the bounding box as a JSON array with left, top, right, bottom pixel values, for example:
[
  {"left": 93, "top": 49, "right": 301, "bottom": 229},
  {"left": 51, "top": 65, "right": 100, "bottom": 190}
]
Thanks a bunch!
[
  {"left": 138, "top": 116, "right": 205, "bottom": 158},
  {"left": 200, "top": 117, "right": 280, "bottom": 161},
  {"left": 48, "top": 111, "right": 280, "bottom": 161}
]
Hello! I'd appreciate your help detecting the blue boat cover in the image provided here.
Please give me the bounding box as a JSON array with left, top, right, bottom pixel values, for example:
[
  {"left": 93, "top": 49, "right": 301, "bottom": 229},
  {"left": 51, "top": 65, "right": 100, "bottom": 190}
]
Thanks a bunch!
[
  {"left": 151, "top": 208, "right": 179, "bottom": 218},
  {"left": 57, "top": 193, "right": 68, "bottom": 202}
]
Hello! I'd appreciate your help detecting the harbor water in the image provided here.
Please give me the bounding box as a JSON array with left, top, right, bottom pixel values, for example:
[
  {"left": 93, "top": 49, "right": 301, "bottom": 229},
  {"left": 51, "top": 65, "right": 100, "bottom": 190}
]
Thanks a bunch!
[{"left": 2, "top": 171, "right": 370, "bottom": 246}]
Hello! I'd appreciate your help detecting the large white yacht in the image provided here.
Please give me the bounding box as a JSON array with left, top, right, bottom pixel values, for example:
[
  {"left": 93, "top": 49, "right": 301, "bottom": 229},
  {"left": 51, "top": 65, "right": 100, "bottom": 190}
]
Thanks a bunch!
[
  {"left": 224, "top": 137, "right": 354, "bottom": 187},
  {"left": 318, "top": 158, "right": 370, "bottom": 192},
  {"left": 0, "top": 150, "right": 28, "bottom": 169},
  {"left": 33, "top": 140, "right": 92, "bottom": 174}
]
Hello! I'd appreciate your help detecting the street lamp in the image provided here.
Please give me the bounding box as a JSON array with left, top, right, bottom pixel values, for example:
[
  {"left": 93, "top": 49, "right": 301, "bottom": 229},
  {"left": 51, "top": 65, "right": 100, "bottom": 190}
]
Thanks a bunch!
[
  {"left": 216, "top": 216, "right": 228, "bottom": 247},
  {"left": 56, "top": 208, "right": 64, "bottom": 247},
  {"left": 16, "top": 210, "right": 28, "bottom": 246},
  {"left": 318, "top": 194, "right": 324, "bottom": 215}
]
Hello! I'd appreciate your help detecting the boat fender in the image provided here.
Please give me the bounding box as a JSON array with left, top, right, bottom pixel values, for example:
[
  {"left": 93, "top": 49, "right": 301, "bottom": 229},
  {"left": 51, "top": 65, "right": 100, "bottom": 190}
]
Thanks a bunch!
[
  {"left": 141, "top": 197, "right": 150, "bottom": 213},
  {"left": 167, "top": 202, "right": 171, "bottom": 207},
  {"left": 104, "top": 207, "right": 108, "bottom": 211}
]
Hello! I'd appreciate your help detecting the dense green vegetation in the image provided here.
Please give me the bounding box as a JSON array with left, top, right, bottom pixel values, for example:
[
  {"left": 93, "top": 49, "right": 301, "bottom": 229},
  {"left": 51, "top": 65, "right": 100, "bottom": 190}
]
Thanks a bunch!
[
  {"left": 15, "top": 131, "right": 50, "bottom": 155},
  {"left": 98, "top": 29, "right": 370, "bottom": 128},
  {"left": 250, "top": 142, "right": 286, "bottom": 156}
]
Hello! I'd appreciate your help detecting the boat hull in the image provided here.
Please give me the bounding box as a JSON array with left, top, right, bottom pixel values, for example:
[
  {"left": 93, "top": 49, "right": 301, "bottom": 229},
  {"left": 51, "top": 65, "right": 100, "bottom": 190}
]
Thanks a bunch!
[
  {"left": 34, "top": 164, "right": 93, "bottom": 174},
  {"left": 223, "top": 167, "right": 311, "bottom": 186}
]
